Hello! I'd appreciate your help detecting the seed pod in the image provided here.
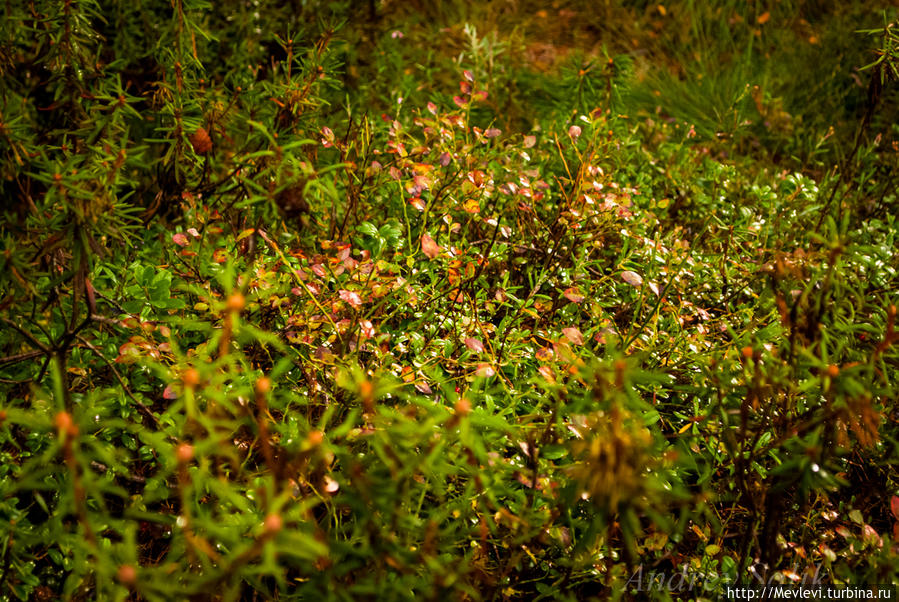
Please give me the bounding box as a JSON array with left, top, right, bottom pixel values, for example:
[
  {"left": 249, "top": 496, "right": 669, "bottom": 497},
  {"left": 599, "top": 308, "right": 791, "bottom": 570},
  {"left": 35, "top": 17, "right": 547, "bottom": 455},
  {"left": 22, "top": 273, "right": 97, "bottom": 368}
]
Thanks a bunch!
[{"left": 189, "top": 127, "right": 212, "bottom": 154}]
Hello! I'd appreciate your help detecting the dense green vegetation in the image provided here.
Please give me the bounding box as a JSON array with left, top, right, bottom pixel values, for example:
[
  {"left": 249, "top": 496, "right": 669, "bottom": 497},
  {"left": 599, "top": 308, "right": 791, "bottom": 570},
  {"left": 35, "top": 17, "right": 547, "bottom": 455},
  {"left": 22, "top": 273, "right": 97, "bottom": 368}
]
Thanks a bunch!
[{"left": 1, "top": 1, "right": 898, "bottom": 599}]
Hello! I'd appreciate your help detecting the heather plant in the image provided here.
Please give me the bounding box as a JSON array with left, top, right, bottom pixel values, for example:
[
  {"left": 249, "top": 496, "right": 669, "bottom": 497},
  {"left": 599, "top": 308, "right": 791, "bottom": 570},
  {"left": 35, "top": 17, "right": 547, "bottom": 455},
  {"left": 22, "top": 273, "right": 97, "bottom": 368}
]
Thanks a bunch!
[{"left": 1, "top": 2, "right": 898, "bottom": 601}]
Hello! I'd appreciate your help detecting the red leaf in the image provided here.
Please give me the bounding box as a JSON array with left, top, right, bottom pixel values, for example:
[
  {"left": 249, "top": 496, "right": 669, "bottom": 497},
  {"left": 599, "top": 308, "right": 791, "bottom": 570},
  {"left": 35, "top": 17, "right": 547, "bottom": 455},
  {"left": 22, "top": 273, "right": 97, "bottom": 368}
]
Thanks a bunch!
[
  {"left": 476, "top": 363, "right": 495, "bottom": 378},
  {"left": 359, "top": 320, "right": 375, "bottom": 339},
  {"left": 562, "top": 327, "right": 584, "bottom": 345},
  {"left": 421, "top": 233, "right": 441, "bottom": 259},
  {"left": 538, "top": 365, "right": 555, "bottom": 382},
  {"left": 338, "top": 289, "right": 363, "bottom": 308},
  {"left": 563, "top": 287, "right": 584, "bottom": 303},
  {"left": 891, "top": 496, "right": 899, "bottom": 521},
  {"left": 568, "top": 125, "right": 582, "bottom": 138},
  {"left": 172, "top": 233, "right": 189, "bottom": 246},
  {"left": 465, "top": 337, "right": 485, "bottom": 353},
  {"left": 523, "top": 135, "right": 536, "bottom": 148}
]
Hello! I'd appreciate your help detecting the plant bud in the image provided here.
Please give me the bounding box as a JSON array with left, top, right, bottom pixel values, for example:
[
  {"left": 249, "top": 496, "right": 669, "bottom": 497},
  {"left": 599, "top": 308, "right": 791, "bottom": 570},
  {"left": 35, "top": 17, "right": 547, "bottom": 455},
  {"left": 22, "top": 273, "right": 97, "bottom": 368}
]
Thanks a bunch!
[{"left": 189, "top": 127, "right": 212, "bottom": 154}]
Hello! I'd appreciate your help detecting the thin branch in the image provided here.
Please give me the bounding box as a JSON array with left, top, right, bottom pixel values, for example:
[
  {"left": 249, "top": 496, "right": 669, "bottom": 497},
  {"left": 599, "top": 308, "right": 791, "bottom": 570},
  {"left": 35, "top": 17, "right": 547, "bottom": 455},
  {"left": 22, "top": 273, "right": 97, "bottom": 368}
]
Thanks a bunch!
[
  {"left": 0, "top": 350, "right": 45, "bottom": 367},
  {"left": 76, "top": 335, "right": 161, "bottom": 428},
  {"left": 0, "top": 317, "right": 49, "bottom": 353}
]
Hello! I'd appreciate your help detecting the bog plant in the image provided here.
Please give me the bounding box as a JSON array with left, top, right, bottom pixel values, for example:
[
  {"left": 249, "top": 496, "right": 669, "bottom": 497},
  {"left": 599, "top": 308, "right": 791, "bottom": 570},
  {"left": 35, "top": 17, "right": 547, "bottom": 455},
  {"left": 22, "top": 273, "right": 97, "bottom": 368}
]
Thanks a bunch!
[{"left": 1, "top": 1, "right": 898, "bottom": 600}]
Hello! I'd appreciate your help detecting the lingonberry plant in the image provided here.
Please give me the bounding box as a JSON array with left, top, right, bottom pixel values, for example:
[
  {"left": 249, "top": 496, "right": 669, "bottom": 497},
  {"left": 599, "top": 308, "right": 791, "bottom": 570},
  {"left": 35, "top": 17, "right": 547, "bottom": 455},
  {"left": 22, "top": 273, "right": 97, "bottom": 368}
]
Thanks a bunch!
[{"left": 1, "top": 1, "right": 897, "bottom": 600}]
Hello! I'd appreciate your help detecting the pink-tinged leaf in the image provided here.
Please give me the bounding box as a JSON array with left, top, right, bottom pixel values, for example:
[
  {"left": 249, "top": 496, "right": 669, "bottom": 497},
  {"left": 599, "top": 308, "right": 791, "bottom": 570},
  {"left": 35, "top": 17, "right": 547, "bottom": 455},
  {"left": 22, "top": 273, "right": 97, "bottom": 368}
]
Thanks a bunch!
[
  {"left": 338, "top": 289, "right": 363, "bottom": 308},
  {"left": 538, "top": 365, "right": 555, "bottom": 382},
  {"left": 389, "top": 166, "right": 402, "bottom": 180},
  {"left": 421, "top": 233, "right": 441, "bottom": 259},
  {"left": 409, "top": 197, "right": 426, "bottom": 212},
  {"left": 122, "top": 317, "right": 140, "bottom": 329},
  {"left": 427, "top": 102, "right": 437, "bottom": 115},
  {"left": 163, "top": 384, "right": 179, "bottom": 400},
  {"left": 862, "top": 524, "right": 882, "bottom": 547},
  {"left": 472, "top": 90, "right": 488, "bottom": 102},
  {"left": 463, "top": 70, "right": 474, "bottom": 82},
  {"left": 465, "top": 337, "right": 485, "bottom": 353},
  {"left": 172, "top": 233, "right": 189, "bottom": 246},
  {"left": 536, "top": 347, "right": 554, "bottom": 361},
  {"left": 562, "top": 327, "right": 584, "bottom": 345},
  {"left": 484, "top": 128, "right": 501, "bottom": 138},
  {"left": 359, "top": 320, "right": 375, "bottom": 339},
  {"left": 891, "top": 496, "right": 899, "bottom": 521},
  {"left": 476, "top": 363, "right": 495, "bottom": 378},
  {"left": 460, "top": 81, "right": 472, "bottom": 95},
  {"left": 835, "top": 525, "right": 851, "bottom": 539},
  {"left": 563, "top": 287, "right": 584, "bottom": 303},
  {"left": 499, "top": 182, "right": 518, "bottom": 196},
  {"left": 311, "top": 264, "right": 327, "bottom": 278},
  {"left": 453, "top": 96, "right": 467, "bottom": 108},
  {"left": 621, "top": 270, "right": 643, "bottom": 287},
  {"left": 187, "top": 228, "right": 200, "bottom": 237},
  {"left": 568, "top": 125, "right": 582, "bottom": 138},
  {"left": 391, "top": 30, "right": 404, "bottom": 39},
  {"left": 523, "top": 135, "right": 536, "bottom": 148},
  {"left": 439, "top": 152, "right": 452, "bottom": 167}
]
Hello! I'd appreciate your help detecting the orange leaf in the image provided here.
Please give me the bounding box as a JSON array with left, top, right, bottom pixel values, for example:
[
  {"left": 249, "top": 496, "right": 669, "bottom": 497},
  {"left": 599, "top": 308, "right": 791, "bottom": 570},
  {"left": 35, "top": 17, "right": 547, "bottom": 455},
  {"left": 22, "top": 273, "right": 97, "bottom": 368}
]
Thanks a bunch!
[{"left": 421, "top": 233, "right": 441, "bottom": 259}]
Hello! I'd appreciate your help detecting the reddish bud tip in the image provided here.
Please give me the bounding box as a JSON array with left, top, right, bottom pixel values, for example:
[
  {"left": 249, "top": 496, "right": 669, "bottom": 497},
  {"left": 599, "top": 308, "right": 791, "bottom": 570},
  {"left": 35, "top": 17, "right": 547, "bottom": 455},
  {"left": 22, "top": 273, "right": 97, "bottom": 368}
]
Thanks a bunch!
[
  {"left": 226, "top": 293, "right": 246, "bottom": 313},
  {"left": 182, "top": 368, "right": 201, "bottom": 389},
  {"left": 189, "top": 127, "right": 212, "bottom": 154},
  {"left": 117, "top": 564, "right": 138, "bottom": 586},
  {"left": 54, "top": 412, "right": 78, "bottom": 437},
  {"left": 264, "top": 513, "right": 283, "bottom": 535},
  {"left": 176, "top": 443, "right": 194, "bottom": 464},
  {"left": 255, "top": 377, "right": 272, "bottom": 395},
  {"left": 307, "top": 430, "right": 324, "bottom": 447}
]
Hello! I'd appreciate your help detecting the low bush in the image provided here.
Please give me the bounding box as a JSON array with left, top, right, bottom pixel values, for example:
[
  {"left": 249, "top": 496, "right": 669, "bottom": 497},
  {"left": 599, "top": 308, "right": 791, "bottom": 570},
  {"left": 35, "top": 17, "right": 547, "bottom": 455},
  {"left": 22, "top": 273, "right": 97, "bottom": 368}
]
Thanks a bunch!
[{"left": 1, "top": 1, "right": 897, "bottom": 600}]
